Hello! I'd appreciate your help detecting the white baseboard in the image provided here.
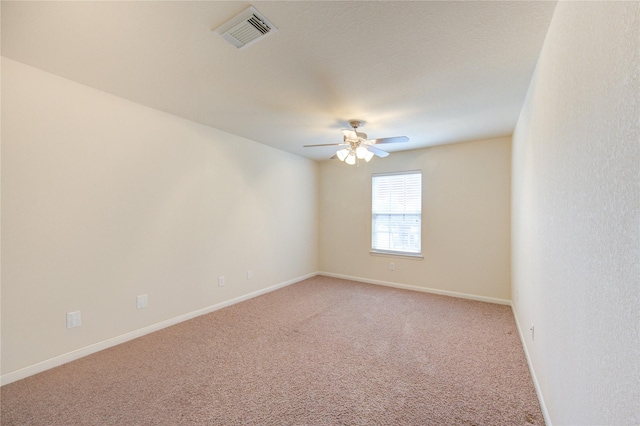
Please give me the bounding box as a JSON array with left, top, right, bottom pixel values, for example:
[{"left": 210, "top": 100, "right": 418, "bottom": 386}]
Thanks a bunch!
[
  {"left": 0, "top": 272, "right": 316, "bottom": 386},
  {"left": 511, "top": 304, "right": 552, "bottom": 426},
  {"left": 318, "top": 271, "right": 512, "bottom": 305}
]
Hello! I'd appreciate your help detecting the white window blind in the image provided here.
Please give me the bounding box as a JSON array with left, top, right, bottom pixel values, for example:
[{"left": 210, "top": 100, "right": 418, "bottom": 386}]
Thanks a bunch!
[{"left": 371, "top": 171, "right": 422, "bottom": 255}]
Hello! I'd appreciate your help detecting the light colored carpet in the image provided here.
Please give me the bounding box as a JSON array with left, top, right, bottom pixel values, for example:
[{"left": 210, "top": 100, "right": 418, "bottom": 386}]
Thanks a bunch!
[{"left": 1, "top": 276, "right": 543, "bottom": 425}]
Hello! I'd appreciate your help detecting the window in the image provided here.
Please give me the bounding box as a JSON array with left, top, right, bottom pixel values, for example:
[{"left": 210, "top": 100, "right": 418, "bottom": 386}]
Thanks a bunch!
[{"left": 371, "top": 171, "right": 422, "bottom": 256}]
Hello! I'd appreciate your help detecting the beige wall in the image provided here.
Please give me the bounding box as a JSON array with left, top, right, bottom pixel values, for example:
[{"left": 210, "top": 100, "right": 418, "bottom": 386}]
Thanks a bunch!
[
  {"left": 1, "top": 58, "right": 512, "bottom": 384},
  {"left": 1, "top": 58, "right": 319, "bottom": 380},
  {"left": 512, "top": 2, "right": 639, "bottom": 424},
  {"left": 319, "top": 137, "right": 512, "bottom": 303}
]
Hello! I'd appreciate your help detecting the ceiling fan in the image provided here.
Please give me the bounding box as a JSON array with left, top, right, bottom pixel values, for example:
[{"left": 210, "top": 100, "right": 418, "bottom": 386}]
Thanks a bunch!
[{"left": 304, "top": 120, "right": 409, "bottom": 165}]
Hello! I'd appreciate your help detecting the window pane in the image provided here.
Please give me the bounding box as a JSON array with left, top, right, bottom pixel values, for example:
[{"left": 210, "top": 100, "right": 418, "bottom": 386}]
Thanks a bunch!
[{"left": 372, "top": 172, "right": 421, "bottom": 255}]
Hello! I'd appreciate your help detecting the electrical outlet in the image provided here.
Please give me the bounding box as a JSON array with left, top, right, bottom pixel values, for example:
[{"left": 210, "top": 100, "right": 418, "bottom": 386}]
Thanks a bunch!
[
  {"left": 247, "top": 270, "right": 253, "bottom": 280},
  {"left": 389, "top": 262, "right": 395, "bottom": 271},
  {"left": 66, "top": 311, "right": 82, "bottom": 329},
  {"left": 218, "top": 276, "right": 225, "bottom": 287},
  {"left": 136, "top": 294, "right": 148, "bottom": 309}
]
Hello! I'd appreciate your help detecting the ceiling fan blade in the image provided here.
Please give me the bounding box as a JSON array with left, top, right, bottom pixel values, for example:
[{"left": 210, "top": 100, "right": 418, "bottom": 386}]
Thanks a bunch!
[
  {"left": 303, "top": 143, "right": 348, "bottom": 147},
  {"left": 329, "top": 154, "right": 338, "bottom": 160},
  {"left": 367, "top": 145, "right": 390, "bottom": 158},
  {"left": 342, "top": 129, "right": 359, "bottom": 140},
  {"left": 370, "top": 136, "right": 409, "bottom": 144}
]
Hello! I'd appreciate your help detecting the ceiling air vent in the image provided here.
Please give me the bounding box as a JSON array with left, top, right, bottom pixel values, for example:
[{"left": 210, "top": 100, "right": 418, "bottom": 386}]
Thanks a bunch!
[{"left": 214, "top": 6, "right": 278, "bottom": 50}]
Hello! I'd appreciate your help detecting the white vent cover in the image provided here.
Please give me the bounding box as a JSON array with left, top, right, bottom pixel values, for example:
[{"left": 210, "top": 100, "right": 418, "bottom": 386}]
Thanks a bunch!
[{"left": 214, "top": 6, "right": 277, "bottom": 50}]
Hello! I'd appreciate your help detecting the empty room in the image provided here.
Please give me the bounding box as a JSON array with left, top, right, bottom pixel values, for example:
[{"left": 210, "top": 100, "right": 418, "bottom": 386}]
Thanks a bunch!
[{"left": 1, "top": 1, "right": 638, "bottom": 425}]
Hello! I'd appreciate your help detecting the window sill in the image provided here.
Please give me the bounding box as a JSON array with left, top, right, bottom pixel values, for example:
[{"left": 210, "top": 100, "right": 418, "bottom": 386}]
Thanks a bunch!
[{"left": 369, "top": 251, "right": 424, "bottom": 260}]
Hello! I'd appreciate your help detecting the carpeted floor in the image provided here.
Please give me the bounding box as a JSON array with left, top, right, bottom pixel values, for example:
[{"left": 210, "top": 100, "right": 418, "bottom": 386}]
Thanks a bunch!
[{"left": 1, "top": 276, "right": 543, "bottom": 425}]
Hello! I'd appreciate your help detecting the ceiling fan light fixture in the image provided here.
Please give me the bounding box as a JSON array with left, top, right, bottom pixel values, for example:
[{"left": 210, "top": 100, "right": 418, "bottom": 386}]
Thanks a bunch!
[
  {"left": 336, "top": 148, "right": 350, "bottom": 161},
  {"left": 345, "top": 152, "right": 357, "bottom": 165},
  {"left": 355, "top": 145, "right": 369, "bottom": 159},
  {"left": 303, "top": 120, "right": 408, "bottom": 165}
]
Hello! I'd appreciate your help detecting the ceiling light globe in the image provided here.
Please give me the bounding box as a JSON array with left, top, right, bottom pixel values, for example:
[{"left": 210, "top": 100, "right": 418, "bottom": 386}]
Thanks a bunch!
[
  {"left": 345, "top": 153, "right": 357, "bottom": 165},
  {"left": 336, "top": 148, "right": 349, "bottom": 161},
  {"left": 356, "top": 146, "right": 368, "bottom": 159}
]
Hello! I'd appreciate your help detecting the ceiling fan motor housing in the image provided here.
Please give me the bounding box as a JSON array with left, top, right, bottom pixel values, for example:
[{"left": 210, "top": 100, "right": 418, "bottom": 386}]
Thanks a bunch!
[{"left": 349, "top": 120, "right": 362, "bottom": 129}]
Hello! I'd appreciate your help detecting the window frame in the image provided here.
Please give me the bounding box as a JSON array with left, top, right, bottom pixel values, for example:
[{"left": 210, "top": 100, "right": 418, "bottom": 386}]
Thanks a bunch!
[{"left": 370, "top": 170, "right": 423, "bottom": 258}]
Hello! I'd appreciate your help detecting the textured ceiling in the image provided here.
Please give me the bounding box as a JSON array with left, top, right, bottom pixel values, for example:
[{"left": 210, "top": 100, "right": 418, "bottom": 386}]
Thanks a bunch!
[{"left": 1, "top": 1, "right": 557, "bottom": 161}]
